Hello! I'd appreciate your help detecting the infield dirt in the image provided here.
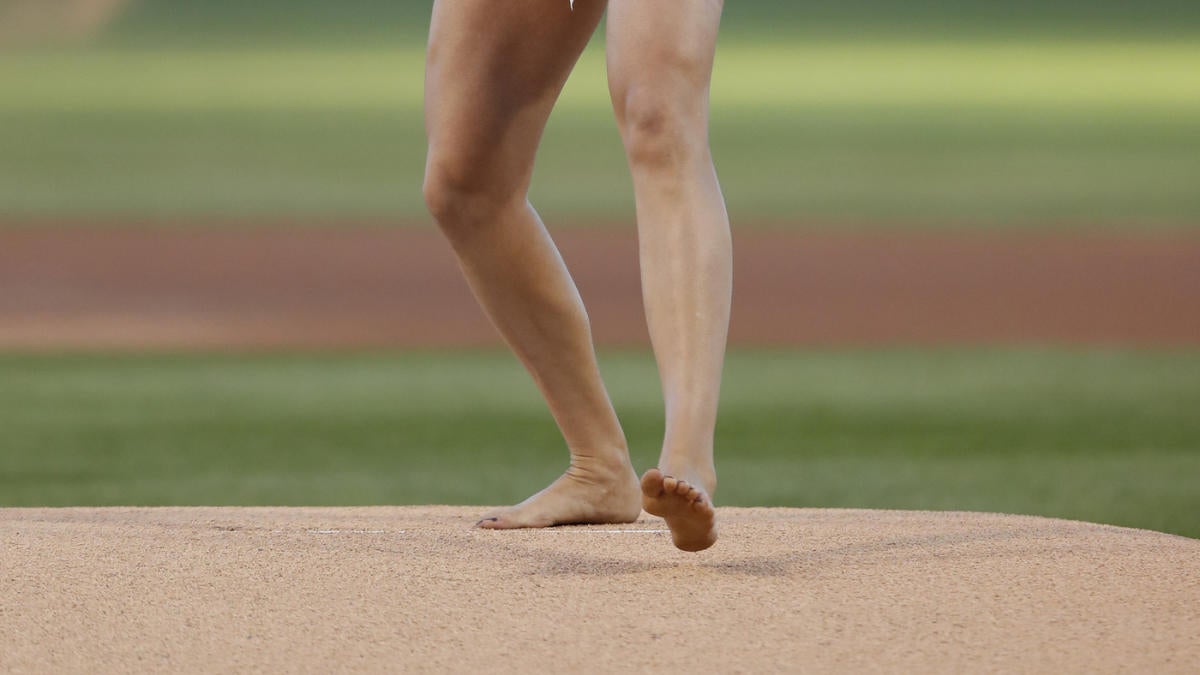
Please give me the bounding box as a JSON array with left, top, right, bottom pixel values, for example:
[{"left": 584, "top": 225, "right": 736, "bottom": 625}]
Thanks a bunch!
[
  {"left": 3, "top": 507, "right": 1198, "bottom": 673},
  {"left": 2, "top": 225, "right": 1198, "bottom": 349}
]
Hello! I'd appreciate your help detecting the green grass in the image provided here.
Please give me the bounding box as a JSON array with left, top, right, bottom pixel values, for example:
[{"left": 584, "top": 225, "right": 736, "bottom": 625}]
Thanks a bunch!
[
  {"left": 4, "top": 0, "right": 1198, "bottom": 224},
  {"left": 2, "top": 40, "right": 1199, "bottom": 224},
  {"left": 97, "top": 0, "right": 1200, "bottom": 47},
  {"left": 1, "top": 350, "right": 1197, "bottom": 538}
]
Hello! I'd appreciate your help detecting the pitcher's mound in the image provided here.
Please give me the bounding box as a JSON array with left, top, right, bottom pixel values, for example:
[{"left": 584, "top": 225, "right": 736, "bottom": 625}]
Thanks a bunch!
[{"left": 3, "top": 507, "right": 1197, "bottom": 673}]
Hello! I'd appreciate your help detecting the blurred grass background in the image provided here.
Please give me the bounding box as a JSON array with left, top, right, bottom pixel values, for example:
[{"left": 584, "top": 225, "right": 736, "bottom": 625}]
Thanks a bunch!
[
  {"left": 3, "top": 350, "right": 1198, "bottom": 537},
  {"left": 1, "top": 1, "right": 1197, "bottom": 537},
  {"left": 2, "top": 0, "right": 1199, "bottom": 224}
]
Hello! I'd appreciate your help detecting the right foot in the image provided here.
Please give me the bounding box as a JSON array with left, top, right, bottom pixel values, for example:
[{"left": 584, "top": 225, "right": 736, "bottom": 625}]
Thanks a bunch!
[
  {"left": 640, "top": 468, "right": 717, "bottom": 552},
  {"left": 476, "top": 461, "right": 641, "bottom": 529}
]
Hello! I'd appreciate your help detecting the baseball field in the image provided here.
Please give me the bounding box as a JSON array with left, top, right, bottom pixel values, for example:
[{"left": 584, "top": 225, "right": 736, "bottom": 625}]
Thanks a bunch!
[{"left": 2, "top": 1, "right": 1199, "bottom": 671}]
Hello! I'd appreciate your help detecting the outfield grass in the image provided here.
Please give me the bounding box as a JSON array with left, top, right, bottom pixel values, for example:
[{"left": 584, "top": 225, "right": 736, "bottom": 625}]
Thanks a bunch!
[
  {"left": 2, "top": 350, "right": 1197, "bottom": 538},
  {"left": 6, "top": 0, "right": 1198, "bottom": 224},
  {"left": 97, "top": 0, "right": 1200, "bottom": 47},
  {"left": 3, "top": 40, "right": 1198, "bottom": 224}
]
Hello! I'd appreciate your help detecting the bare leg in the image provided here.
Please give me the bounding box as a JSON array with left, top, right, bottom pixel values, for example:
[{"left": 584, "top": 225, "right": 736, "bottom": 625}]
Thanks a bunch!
[
  {"left": 423, "top": 0, "right": 639, "bottom": 528},
  {"left": 607, "top": 0, "right": 730, "bottom": 551}
]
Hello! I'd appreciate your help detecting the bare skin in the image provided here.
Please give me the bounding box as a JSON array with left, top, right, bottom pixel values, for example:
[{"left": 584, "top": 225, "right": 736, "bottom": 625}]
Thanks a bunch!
[
  {"left": 608, "top": 0, "right": 729, "bottom": 551},
  {"left": 425, "top": 0, "right": 639, "bottom": 530},
  {"left": 0, "top": 0, "right": 132, "bottom": 46},
  {"left": 423, "top": 0, "right": 729, "bottom": 550}
]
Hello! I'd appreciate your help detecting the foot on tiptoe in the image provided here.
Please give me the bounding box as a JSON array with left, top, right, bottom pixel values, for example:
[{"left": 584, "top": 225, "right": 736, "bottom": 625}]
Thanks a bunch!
[
  {"left": 476, "top": 460, "right": 641, "bottom": 529},
  {"left": 640, "top": 467, "right": 717, "bottom": 552}
]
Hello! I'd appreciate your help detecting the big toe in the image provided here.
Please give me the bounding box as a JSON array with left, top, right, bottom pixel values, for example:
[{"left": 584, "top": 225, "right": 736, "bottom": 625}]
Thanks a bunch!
[
  {"left": 640, "top": 468, "right": 666, "bottom": 498},
  {"left": 475, "top": 514, "right": 503, "bottom": 529}
]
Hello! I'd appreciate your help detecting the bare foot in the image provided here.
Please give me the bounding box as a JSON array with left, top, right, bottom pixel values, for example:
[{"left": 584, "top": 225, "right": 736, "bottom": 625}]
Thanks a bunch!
[
  {"left": 640, "top": 468, "right": 717, "bottom": 552},
  {"left": 476, "top": 462, "right": 641, "bottom": 529}
]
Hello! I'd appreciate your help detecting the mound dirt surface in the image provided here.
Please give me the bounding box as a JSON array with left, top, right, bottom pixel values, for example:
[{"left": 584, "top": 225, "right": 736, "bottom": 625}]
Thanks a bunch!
[{"left": 3, "top": 507, "right": 1198, "bottom": 673}]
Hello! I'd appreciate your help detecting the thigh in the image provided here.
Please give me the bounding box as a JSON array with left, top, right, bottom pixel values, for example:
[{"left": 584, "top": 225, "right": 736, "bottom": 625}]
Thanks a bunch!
[
  {"left": 425, "top": 0, "right": 605, "bottom": 193},
  {"left": 605, "top": 0, "right": 723, "bottom": 124}
]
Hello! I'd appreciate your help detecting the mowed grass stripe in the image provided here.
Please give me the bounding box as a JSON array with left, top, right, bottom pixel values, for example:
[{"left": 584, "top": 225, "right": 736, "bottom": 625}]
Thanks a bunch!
[
  {"left": 3, "top": 106, "right": 1198, "bottom": 222},
  {"left": 4, "top": 41, "right": 1200, "bottom": 222},
  {"left": 0, "top": 350, "right": 1196, "bottom": 538},
  {"left": 3, "top": 42, "right": 1199, "bottom": 112}
]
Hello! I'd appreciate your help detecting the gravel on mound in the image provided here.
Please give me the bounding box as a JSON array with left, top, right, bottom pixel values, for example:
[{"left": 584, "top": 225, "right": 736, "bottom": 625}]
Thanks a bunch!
[{"left": 2, "top": 507, "right": 1197, "bottom": 673}]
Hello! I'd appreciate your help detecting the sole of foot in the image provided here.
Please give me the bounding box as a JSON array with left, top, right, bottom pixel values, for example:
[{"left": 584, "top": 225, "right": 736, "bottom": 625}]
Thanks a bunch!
[{"left": 640, "top": 468, "right": 717, "bottom": 552}]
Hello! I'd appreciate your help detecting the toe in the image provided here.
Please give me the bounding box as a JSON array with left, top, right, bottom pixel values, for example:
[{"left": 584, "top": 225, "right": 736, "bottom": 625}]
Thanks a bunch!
[
  {"left": 675, "top": 480, "right": 693, "bottom": 497},
  {"left": 662, "top": 475, "right": 679, "bottom": 494},
  {"left": 475, "top": 516, "right": 501, "bottom": 529},
  {"left": 640, "top": 468, "right": 666, "bottom": 497}
]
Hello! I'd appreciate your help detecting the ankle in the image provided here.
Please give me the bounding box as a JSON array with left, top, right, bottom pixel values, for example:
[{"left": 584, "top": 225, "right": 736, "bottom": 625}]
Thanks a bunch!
[
  {"left": 568, "top": 445, "right": 634, "bottom": 478},
  {"left": 658, "top": 454, "right": 716, "bottom": 496}
]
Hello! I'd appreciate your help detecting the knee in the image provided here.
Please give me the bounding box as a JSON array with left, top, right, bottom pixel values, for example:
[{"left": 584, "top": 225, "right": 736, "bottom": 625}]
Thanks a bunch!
[
  {"left": 421, "top": 166, "right": 468, "bottom": 228},
  {"left": 422, "top": 150, "right": 519, "bottom": 233},
  {"left": 422, "top": 160, "right": 489, "bottom": 230},
  {"left": 616, "top": 86, "right": 708, "bottom": 171}
]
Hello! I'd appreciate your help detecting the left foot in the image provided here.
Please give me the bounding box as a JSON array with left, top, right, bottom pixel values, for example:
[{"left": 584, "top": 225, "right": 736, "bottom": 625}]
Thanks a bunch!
[{"left": 476, "top": 461, "right": 641, "bottom": 529}]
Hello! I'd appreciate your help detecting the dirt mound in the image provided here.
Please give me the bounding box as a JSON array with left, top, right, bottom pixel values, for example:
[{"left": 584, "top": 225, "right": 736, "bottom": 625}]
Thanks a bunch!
[{"left": 3, "top": 507, "right": 1196, "bottom": 673}]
